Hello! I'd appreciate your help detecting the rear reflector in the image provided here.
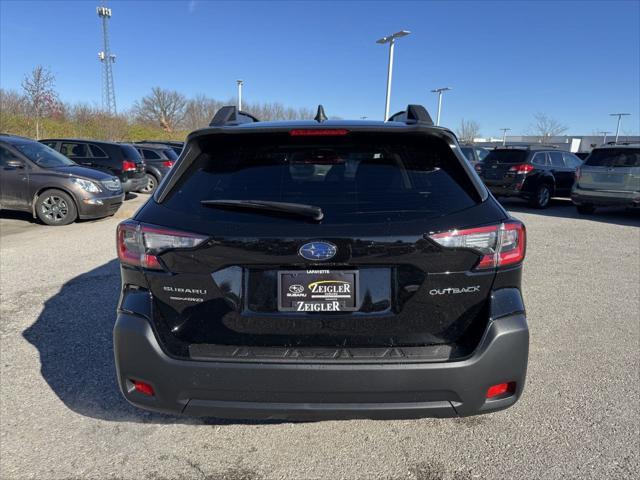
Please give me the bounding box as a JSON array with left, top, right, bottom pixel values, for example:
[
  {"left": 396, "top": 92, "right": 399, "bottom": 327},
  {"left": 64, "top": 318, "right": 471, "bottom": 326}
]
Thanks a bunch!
[
  {"left": 116, "top": 220, "right": 207, "bottom": 270},
  {"left": 509, "top": 163, "right": 534, "bottom": 174},
  {"left": 132, "top": 380, "right": 155, "bottom": 396},
  {"left": 428, "top": 222, "right": 526, "bottom": 270},
  {"left": 289, "top": 129, "right": 349, "bottom": 136},
  {"left": 486, "top": 382, "right": 516, "bottom": 399}
]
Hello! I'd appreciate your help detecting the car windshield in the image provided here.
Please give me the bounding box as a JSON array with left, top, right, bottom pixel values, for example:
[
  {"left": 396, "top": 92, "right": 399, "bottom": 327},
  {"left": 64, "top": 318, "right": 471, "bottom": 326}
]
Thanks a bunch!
[
  {"left": 15, "top": 142, "right": 76, "bottom": 168},
  {"left": 163, "top": 133, "right": 479, "bottom": 224},
  {"left": 585, "top": 148, "right": 640, "bottom": 167},
  {"left": 483, "top": 149, "right": 528, "bottom": 164}
]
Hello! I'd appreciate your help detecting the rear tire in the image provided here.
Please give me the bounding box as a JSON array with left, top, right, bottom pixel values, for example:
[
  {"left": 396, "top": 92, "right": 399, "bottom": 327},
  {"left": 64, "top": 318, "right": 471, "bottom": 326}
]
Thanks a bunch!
[
  {"left": 35, "top": 189, "right": 77, "bottom": 226},
  {"left": 577, "top": 204, "right": 595, "bottom": 215},
  {"left": 530, "top": 184, "right": 552, "bottom": 209},
  {"left": 140, "top": 173, "right": 158, "bottom": 194}
]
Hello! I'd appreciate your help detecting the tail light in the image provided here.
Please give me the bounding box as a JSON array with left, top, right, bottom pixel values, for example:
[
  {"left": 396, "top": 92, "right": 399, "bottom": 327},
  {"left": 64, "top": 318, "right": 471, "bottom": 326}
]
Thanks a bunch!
[
  {"left": 122, "top": 160, "right": 138, "bottom": 172},
  {"left": 116, "top": 220, "right": 207, "bottom": 270},
  {"left": 162, "top": 160, "right": 175, "bottom": 168},
  {"left": 474, "top": 163, "right": 483, "bottom": 172},
  {"left": 509, "top": 164, "right": 534, "bottom": 174},
  {"left": 429, "top": 222, "right": 526, "bottom": 270}
]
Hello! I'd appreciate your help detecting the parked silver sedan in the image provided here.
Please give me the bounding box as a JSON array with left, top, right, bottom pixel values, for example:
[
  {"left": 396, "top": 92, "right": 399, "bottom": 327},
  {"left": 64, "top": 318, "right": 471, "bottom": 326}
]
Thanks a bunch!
[{"left": 572, "top": 144, "right": 640, "bottom": 214}]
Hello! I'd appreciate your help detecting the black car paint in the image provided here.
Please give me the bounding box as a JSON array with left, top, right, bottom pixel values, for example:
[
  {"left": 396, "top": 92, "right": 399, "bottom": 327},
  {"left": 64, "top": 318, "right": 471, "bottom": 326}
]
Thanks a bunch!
[
  {"left": 114, "top": 119, "right": 528, "bottom": 420},
  {"left": 0, "top": 136, "right": 124, "bottom": 220},
  {"left": 134, "top": 143, "right": 177, "bottom": 191},
  {"left": 477, "top": 148, "right": 582, "bottom": 204},
  {"left": 40, "top": 138, "right": 147, "bottom": 193}
]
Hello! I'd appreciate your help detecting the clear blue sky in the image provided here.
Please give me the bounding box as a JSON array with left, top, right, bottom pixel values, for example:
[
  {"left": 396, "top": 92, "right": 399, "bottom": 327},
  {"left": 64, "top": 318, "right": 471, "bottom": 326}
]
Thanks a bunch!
[{"left": 1, "top": 0, "right": 639, "bottom": 136}]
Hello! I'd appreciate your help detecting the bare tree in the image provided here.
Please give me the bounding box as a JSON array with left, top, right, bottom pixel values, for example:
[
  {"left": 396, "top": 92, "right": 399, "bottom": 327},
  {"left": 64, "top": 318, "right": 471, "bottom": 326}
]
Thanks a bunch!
[
  {"left": 528, "top": 113, "right": 568, "bottom": 143},
  {"left": 132, "top": 87, "right": 187, "bottom": 132},
  {"left": 456, "top": 119, "right": 481, "bottom": 143},
  {"left": 0, "top": 88, "right": 28, "bottom": 116},
  {"left": 183, "top": 94, "right": 224, "bottom": 130},
  {"left": 21, "top": 66, "right": 58, "bottom": 138}
]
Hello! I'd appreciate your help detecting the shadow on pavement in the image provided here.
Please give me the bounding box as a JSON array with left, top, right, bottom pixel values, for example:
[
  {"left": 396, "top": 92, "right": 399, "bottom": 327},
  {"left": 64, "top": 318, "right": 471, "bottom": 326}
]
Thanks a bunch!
[
  {"left": 0, "top": 209, "right": 38, "bottom": 223},
  {"left": 498, "top": 198, "right": 640, "bottom": 228},
  {"left": 22, "top": 259, "right": 282, "bottom": 426}
]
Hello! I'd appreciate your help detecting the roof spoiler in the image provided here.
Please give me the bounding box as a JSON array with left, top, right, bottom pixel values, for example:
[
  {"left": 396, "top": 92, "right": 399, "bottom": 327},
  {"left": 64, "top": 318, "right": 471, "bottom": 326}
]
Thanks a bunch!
[
  {"left": 209, "top": 106, "right": 260, "bottom": 127},
  {"left": 387, "top": 104, "right": 434, "bottom": 125}
]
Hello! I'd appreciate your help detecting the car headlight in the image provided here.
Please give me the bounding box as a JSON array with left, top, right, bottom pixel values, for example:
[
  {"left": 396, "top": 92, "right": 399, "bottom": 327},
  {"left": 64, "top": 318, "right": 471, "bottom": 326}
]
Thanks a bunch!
[{"left": 72, "top": 178, "right": 102, "bottom": 193}]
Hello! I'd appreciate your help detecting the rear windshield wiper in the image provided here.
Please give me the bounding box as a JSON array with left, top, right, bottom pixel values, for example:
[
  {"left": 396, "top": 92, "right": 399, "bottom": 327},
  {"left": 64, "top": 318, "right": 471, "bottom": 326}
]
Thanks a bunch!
[{"left": 201, "top": 199, "right": 324, "bottom": 221}]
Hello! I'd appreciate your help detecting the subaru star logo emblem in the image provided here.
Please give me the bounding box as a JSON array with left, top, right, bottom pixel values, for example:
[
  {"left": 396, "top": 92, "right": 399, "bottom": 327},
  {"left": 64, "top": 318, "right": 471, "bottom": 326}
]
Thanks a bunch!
[{"left": 299, "top": 241, "right": 337, "bottom": 261}]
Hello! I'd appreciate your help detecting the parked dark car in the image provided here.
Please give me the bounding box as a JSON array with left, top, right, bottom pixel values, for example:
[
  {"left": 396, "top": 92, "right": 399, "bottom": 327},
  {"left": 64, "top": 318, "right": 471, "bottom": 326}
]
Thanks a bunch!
[
  {"left": 460, "top": 145, "right": 489, "bottom": 165},
  {"left": 476, "top": 146, "right": 583, "bottom": 208},
  {"left": 134, "top": 140, "right": 183, "bottom": 156},
  {"left": 114, "top": 105, "right": 529, "bottom": 421},
  {"left": 40, "top": 138, "right": 146, "bottom": 194},
  {"left": 572, "top": 144, "right": 640, "bottom": 213},
  {"left": 0, "top": 134, "right": 123, "bottom": 225},
  {"left": 132, "top": 143, "right": 178, "bottom": 193},
  {"left": 575, "top": 152, "right": 590, "bottom": 160}
]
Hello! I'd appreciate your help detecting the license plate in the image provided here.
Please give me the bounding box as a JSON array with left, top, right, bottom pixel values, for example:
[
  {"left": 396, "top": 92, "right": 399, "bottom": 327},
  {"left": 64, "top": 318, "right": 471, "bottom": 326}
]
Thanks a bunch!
[{"left": 278, "top": 270, "right": 358, "bottom": 312}]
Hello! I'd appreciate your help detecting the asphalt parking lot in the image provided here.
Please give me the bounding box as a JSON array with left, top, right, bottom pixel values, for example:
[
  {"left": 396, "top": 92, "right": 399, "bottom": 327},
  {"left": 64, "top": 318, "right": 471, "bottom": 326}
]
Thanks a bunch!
[{"left": 0, "top": 195, "right": 638, "bottom": 480}]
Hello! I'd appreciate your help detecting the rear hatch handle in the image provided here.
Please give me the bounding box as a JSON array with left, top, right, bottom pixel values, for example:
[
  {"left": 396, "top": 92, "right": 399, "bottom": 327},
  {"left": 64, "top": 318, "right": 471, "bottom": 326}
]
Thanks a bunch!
[{"left": 201, "top": 199, "right": 324, "bottom": 221}]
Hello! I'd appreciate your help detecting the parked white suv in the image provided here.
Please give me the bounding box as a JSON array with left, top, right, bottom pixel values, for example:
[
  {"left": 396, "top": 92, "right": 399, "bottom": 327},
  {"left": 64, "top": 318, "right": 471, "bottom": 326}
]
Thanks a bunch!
[{"left": 572, "top": 144, "right": 640, "bottom": 214}]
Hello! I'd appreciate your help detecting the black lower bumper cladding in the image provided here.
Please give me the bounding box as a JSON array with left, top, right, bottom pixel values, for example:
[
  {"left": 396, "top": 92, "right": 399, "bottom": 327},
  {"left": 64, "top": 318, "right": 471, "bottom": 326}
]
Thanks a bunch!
[{"left": 113, "top": 311, "right": 529, "bottom": 420}]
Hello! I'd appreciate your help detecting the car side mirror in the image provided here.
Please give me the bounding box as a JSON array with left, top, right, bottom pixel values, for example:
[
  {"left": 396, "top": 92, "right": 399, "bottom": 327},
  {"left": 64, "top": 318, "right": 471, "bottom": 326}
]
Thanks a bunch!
[{"left": 5, "top": 159, "right": 25, "bottom": 169}]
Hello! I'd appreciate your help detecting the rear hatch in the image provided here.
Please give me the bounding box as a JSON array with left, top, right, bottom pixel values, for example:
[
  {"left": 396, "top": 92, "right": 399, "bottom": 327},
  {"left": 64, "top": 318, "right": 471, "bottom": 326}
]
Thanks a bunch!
[
  {"left": 120, "top": 144, "right": 146, "bottom": 179},
  {"left": 479, "top": 149, "right": 529, "bottom": 185},
  {"left": 129, "top": 130, "right": 512, "bottom": 358},
  {"left": 578, "top": 148, "right": 640, "bottom": 192}
]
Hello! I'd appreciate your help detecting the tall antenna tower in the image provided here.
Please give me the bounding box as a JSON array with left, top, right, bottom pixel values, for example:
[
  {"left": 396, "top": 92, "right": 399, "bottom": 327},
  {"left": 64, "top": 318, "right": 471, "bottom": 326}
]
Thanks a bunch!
[{"left": 97, "top": 5, "right": 117, "bottom": 115}]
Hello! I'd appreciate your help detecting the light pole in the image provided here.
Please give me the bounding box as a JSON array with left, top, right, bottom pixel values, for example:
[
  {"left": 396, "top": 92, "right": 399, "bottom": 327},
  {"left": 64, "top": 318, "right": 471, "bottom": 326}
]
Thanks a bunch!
[
  {"left": 430, "top": 87, "right": 451, "bottom": 126},
  {"left": 609, "top": 113, "right": 630, "bottom": 143},
  {"left": 236, "top": 80, "right": 244, "bottom": 111},
  {"left": 376, "top": 30, "right": 411, "bottom": 121},
  {"left": 500, "top": 128, "right": 511, "bottom": 146},
  {"left": 598, "top": 130, "right": 611, "bottom": 145}
]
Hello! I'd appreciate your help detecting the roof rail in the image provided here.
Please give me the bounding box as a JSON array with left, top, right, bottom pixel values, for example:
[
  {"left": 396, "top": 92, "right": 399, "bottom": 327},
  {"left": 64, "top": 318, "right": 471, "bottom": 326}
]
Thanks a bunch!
[
  {"left": 209, "top": 105, "right": 260, "bottom": 127},
  {"left": 387, "top": 104, "right": 434, "bottom": 125}
]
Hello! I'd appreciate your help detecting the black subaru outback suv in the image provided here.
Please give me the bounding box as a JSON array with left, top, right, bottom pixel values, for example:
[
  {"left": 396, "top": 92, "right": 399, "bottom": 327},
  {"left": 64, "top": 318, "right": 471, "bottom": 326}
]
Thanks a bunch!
[
  {"left": 114, "top": 105, "right": 529, "bottom": 420},
  {"left": 476, "top": 145, "right": 583, "bottom": 208}
]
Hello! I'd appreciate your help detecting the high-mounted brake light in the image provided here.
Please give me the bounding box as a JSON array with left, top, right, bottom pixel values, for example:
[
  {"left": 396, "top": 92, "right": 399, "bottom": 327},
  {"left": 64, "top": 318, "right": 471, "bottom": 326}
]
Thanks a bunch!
[
  {"left": 509, "top": 164, "right": 534, "bottom": 174},
  {"left": 116, "top": 220, "right": 207, "bottom": 270},
  {"left": 428, "top": 222, "right": 526, "bottom": 270},
  {"left": 289, "top": 129, "right": 349, "bottom": 137},
  {"left": 122, "top": 160, "right": 138, "bottom": 172},
  {"left": 162, "top": 160, "right": 175, "bottom": 168}
]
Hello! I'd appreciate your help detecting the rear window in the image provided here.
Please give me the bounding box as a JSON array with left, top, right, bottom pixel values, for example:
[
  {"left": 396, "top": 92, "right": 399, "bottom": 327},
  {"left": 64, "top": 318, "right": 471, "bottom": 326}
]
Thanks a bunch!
[
  {"left": 460, "top": 147, "right": 474, "bottom": 161},
  {"left": 483, "top": 149, "right": 528, "bottom": 164},
  {"left": 120, "top": 144, "right": 143, "bottom": 162},
  {"left": 163, "top": 149, "right": 178, "bottom": 160},
  {"left": 585, "top": 148, "right": 640, "bottom": 168},
  {"left": 162, "top": 133, "right": 479, "bottom": 224}
]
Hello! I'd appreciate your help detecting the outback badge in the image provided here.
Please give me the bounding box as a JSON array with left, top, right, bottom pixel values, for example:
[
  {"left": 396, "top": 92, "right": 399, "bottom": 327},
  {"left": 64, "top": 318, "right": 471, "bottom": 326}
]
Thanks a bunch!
[{"left": 299, "top": 241, "right": 337, "bottom": 261}]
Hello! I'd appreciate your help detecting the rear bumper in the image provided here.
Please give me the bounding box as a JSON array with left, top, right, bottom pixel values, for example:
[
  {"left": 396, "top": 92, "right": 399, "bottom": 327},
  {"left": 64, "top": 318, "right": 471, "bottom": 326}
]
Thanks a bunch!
[
  {"left": 572, "top": 188, "right": 640, "bottom": 208},
  {"left": 483, "top": 178, "right": 528, "bottom": 198},
  {"left": 121, "top": 175, "right": 147, "bottom": 193},
  {"left": 113, "top": 312, "right": 529, "bottom": 420}
]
